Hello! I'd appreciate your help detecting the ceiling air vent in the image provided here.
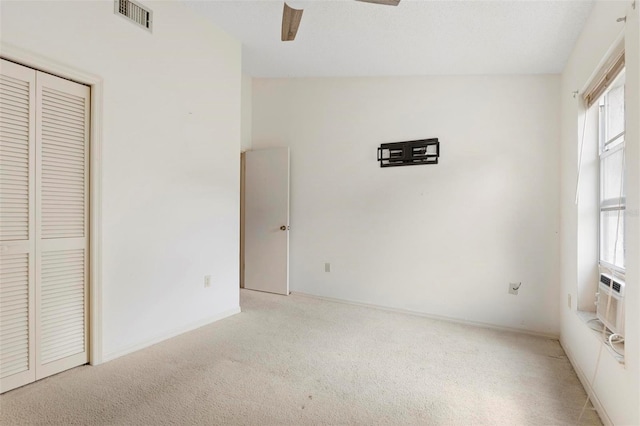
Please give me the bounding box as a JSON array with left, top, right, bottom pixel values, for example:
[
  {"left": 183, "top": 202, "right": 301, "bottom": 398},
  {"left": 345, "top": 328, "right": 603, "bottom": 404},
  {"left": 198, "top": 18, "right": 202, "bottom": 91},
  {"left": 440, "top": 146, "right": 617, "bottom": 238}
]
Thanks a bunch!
[{"left": 114, "top": 0, "right": 152, "bottom": 32}]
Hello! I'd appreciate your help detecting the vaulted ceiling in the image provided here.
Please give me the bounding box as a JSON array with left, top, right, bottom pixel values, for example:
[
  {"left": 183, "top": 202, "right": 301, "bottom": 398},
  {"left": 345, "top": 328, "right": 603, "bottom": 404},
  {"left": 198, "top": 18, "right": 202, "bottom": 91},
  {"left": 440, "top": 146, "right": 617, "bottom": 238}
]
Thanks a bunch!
[{"left": 185, "top": 0, "right": 594, "bottom": 77}]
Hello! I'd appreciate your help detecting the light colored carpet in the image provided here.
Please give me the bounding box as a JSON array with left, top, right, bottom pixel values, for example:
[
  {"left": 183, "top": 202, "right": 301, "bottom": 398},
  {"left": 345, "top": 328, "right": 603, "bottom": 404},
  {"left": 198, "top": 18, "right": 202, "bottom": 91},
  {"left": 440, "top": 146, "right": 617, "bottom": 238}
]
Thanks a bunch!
[{"left": 1, "top": 289, "right": 600, "bottom": 425}]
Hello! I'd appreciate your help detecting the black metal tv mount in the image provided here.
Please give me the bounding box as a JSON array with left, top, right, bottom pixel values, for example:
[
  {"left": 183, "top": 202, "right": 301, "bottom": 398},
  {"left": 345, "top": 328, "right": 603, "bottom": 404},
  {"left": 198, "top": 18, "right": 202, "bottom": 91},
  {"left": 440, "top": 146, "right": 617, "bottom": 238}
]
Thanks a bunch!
[{"left": 377, "top": 138, "right": 440, "bottom": 168}]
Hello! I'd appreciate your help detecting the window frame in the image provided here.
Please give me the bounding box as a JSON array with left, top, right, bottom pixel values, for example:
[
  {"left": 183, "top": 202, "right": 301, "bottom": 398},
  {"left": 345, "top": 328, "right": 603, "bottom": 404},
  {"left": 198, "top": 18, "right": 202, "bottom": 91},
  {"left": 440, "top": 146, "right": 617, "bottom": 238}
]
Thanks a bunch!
[{"left": 597, "top": 69, "right": 626, "bottom": 275}]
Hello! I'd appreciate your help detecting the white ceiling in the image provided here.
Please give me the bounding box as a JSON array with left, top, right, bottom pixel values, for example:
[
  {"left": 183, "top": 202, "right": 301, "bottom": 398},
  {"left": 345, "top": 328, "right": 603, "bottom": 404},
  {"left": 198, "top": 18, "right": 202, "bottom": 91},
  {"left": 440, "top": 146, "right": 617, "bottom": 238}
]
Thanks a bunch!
[{"left": 184, "top": 0, "right": 594, "bottom": 78}]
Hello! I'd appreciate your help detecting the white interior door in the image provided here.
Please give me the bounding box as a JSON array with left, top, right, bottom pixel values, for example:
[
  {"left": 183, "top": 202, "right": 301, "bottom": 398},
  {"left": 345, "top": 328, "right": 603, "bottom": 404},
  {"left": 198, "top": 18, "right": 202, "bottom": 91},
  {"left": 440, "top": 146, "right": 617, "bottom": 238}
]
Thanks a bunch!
[
  {"left": 0, "top": 59, "right": 37, "bottom": 393},
  {"left": 0, "top": 59, "right": 89, "bottom": 393},
  {"left": 34, "top": 71, "right": 89, "bottom": 380},
  {"left": 244, "top": 147, "right": 290, "bottom": 295}
]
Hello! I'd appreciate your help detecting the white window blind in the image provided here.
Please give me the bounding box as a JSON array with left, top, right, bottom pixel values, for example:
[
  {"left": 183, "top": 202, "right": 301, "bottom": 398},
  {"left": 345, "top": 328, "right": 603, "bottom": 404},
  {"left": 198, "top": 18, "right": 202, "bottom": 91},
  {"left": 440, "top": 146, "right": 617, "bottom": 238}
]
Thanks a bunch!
[{"left": 584, "top": 50, "right": 625, "bottom": 109}]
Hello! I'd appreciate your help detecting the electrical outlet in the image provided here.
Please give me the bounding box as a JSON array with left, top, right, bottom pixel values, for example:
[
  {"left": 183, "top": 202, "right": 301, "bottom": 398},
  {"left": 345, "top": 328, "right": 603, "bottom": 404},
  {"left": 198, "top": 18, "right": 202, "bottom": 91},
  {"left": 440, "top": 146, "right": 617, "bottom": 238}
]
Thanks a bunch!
[
  {"left": 567, "top": 294, "right": 572, "bottom": 309},
  {"left": 325, "top": 263, "right": 331, "bottom": 273},
  {"left": 508, "top": 282, "right": 521, "bottom": 295},
  {"left": 204, "top": 275, "right": 212, "bottom": 288}
]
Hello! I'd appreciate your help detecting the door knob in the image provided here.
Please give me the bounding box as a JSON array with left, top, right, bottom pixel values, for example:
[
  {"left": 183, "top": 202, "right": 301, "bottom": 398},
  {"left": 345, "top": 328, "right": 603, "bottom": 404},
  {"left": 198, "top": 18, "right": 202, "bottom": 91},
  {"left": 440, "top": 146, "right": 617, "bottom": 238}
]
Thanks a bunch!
[{"left": 280, "top": 225, "right": 289, "bottom": 231}]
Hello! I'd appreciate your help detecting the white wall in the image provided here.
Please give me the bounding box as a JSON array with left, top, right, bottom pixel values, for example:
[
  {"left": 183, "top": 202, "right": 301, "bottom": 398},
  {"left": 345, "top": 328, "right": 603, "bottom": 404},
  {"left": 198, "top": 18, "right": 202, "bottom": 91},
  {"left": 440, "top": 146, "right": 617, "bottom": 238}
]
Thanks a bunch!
[
  {"left": 253, "top": 75, "right": 561, "bottom": 335},
  {"left": 559, "top": 1, "right": 639, "bottom": 424},
  {"left": 241, "top": 73, "right": 253, "bottom": 152},
  {"left": 0, "top": 1, "right": 242, "bottom": 360}
]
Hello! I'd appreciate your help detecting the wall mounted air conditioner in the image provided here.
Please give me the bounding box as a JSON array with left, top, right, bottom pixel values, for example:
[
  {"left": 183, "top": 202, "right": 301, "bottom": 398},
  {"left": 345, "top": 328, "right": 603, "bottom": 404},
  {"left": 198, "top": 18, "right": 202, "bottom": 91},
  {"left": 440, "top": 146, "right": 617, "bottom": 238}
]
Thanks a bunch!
[{"left": 596, "top": 273, "right": 625, "bottom": 337}]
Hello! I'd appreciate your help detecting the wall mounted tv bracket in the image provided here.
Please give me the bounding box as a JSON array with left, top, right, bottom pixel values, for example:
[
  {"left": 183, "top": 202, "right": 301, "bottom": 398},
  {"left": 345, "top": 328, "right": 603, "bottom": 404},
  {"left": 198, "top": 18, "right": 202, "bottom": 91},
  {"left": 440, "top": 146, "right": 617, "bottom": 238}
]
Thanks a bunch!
[{"left": 377, "top": 138, "right": 439, "bottom": 168}]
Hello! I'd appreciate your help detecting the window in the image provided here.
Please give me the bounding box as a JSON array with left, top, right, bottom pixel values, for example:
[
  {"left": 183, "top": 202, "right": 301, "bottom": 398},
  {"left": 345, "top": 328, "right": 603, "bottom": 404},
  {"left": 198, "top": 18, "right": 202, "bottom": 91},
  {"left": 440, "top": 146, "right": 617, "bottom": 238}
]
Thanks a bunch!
[
  {"left": 576, "top": 48, "right": 626, "bottom": 361},
  {"left": 598, "top": 69, "right": 625, "bottom": 273}
]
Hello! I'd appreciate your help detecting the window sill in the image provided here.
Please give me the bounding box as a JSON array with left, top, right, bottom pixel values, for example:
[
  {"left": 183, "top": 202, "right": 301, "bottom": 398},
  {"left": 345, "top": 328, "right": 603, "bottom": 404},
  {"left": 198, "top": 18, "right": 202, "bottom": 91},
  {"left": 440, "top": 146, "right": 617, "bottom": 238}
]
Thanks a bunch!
[{"left": 576, "top": 310, "right": 625, "bottom": 364}]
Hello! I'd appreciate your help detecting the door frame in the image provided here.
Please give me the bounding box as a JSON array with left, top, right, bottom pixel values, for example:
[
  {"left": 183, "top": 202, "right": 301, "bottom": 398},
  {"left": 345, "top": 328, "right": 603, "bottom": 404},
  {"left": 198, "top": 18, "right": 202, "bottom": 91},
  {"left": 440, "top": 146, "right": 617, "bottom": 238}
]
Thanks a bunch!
[{"left": 1, "top": 42, "right": 104, "bottom": 365}]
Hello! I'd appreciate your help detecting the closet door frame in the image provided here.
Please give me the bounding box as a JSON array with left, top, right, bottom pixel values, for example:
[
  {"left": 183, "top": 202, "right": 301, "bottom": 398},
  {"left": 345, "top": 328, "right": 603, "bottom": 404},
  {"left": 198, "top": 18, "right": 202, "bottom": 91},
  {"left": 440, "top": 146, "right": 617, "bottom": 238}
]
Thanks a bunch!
[{"left": 1, "top": 43, "right": 104, "bottom": 367}]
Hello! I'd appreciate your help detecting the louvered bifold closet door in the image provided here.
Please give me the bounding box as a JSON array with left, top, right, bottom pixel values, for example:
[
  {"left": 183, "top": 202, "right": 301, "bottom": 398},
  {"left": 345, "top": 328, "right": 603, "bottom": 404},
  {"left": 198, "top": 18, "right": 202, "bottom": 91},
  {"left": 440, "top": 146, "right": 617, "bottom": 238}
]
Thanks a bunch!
[
  {"left": 0, "top": 60, "right": 37, "bottom": 393},
  {"left": 34, "top": 72, "right": 89, "bottom": 380}
]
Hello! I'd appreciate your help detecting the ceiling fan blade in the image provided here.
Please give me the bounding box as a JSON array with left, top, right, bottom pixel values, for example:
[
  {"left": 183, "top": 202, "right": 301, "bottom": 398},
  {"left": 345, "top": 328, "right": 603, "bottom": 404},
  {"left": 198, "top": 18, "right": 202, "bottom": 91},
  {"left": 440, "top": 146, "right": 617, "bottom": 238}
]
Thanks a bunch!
[
  {"left": 282, "top": 3, "right": 304, "bottom": 41},
  {"left": 356, "top": 0, "right": 400, "bottom": 5}
]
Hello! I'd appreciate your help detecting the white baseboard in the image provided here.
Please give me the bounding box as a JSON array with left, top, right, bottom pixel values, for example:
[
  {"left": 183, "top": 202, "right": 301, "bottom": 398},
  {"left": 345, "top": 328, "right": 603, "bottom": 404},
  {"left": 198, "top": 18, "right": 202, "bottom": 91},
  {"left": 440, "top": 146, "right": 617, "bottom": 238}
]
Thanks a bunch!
[
  {"left": 560, "top": 339, "right": 612, "bottom": 426},
  {"left": 291, "top": 291, "right": 560, "bottom": 340},
  {"left": 102, "top": 307, "right": 241, "bottom": 362}
]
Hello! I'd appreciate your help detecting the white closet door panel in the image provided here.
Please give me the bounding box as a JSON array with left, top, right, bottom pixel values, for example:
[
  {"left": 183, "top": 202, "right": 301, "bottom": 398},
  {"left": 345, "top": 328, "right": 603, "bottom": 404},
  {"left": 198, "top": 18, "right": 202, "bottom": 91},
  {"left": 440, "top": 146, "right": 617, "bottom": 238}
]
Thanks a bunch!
[
  {"left": 39, "top": 81, "right": 87, "bottom": 241},
  {"left": 39, "top": 249, "right": 85, "bottom": 365},
  {"left": 0, "top": 66, "right": 33, "bottom": 243},
  {"left": 0, "top": 59, "right": 36, "bottom": 393},
  {"left": 34, "top": 71, "right": 89, "bottom": 380}
]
